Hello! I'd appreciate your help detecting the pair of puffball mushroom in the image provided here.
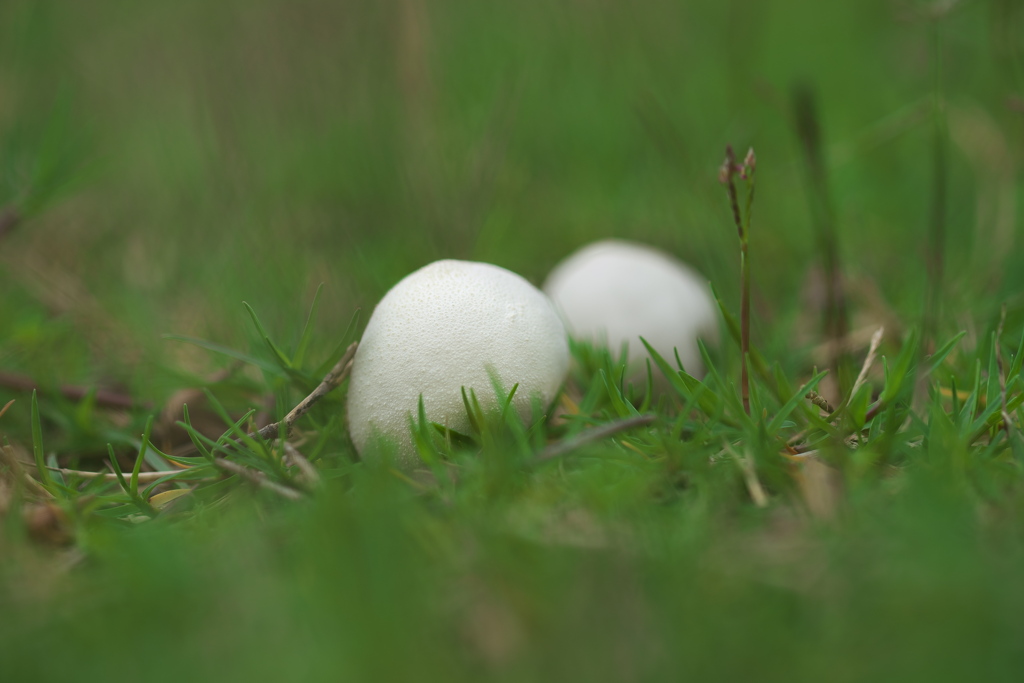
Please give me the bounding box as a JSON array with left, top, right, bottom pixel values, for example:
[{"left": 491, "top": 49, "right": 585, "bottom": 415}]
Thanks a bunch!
[{"left": 347, "top": 240, "right": 718, "bottom": 468}]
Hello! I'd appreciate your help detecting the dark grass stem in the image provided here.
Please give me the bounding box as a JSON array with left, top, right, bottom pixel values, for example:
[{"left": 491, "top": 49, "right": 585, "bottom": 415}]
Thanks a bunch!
[
  {"left": 0, "top": 371, "right": 141, "bottom": 410},
  {"left": 0, "top": 205, "right": 19, "bottom": 241},
  {"left": 720, "top": 146, "right": 756, "bottom": 415},
  {"left": 924, "top": 19, "right": 948, "bottom": 352},
  {"left": 792, "top": 85, "right": 850, "bottom": 395}
]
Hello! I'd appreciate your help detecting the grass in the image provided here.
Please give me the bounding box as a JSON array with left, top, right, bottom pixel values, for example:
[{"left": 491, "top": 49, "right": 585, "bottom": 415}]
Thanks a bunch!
[{"left": 3, "top": 0, "right": 1024, "bottom": 680}]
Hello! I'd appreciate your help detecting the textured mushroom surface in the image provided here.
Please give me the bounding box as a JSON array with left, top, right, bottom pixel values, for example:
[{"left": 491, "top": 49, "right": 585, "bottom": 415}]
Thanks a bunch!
[
  {"left": 348, "top": 259, "right": 569, "bottom": 468},
  {"left": 544, "top": 239, "right": 718, "bottom": 376}
]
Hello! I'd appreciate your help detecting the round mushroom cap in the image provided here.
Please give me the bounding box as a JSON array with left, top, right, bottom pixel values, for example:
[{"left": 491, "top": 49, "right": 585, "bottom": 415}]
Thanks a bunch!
[
  {"left": 543, "top": 239, "right": 718, "bottom": 376},
  {"left": 347, "top": 259, "right": 570, "bottom": 468}
]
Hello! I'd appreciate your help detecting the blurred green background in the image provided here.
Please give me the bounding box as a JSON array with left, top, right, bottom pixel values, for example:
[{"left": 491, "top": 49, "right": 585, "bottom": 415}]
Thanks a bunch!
[
  {"left": 2, "top": 0, "right": 1024, "bottom": 680},
  {"left": 2, "top": 0, "right": 1020, "bottom": 395}
]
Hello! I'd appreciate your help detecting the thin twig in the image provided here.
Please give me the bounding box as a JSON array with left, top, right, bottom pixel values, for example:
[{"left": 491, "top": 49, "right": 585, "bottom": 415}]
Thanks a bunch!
[
  {"left": 47, "top": 467, "right": 206, "bottom": 483},
  {"left": 789, "top": 327, "right": 886, "bottom": 448},
  {"left": 213, "top": 459, "right": 304, "bottom": 501},
  {"left": 723, "top": 441, "right": 768, "bottom": 508},
  {"left": 29, "top": 346, "right": 357, "bottom": 500},
  {"left": 808, "top": 324, "right": 887, "bottom": 365},
  {"left": 850, "top": 326, "right": 885, "bottom": 400},
  {"left": 283, "top": 442, "right": 321, "bottom": 487},
  {"left": 163, "top": 341, "right": 358, "bottom": 486},
  {"left": 252, "top": 342, "right": 358, "bottom": 441},
  {"left": 197, "top": 344, "right": 357, "bottom": 499},
  {"left": 536, "top": 414, "right": 657, "bottom": 463},
  {"left": 54, "top": 456, "right": 311, "bottom": 500},
  {"left": 839, "top": 326, "right": 885, "bottom": 447}
]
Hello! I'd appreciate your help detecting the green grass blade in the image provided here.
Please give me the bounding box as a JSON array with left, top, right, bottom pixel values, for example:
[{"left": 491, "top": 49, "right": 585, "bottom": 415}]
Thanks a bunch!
[
  {"left": 600, "top": 369, "right": 640, "bottom": 419},
  {"left": 500, "top": 383, "right": 520, "bottom": 422},
  {"left": 986, "top": 332, "right": 1002, "bottom": 412},
  {"left": 925, "top": 330, "right": 967, "bottom": 376},
  {"left": 709, "top": 282, "right": 777, "bottom": 398},
  {"left": 315, "top": 309, "right": 362, "bottom": 377},
  {"left": 243, "top": 301, "right": 294, "bottom": 371},
  {"left": 640, "top": 337, "right": 721, "bottom": 416},
  {"left": 957, "top": 359, "right": 982, "bottom": 433},
  {"left": 410, "top": 395, "right": 441, "bottom": 465},
  {"left": 879, "top": 328, "right": 920, "bottom": 404},
  {"left": 638, "top": 359, "right": 654, "bottom": 413},
  {"left": 293, "top": 283, "right": 325, "bottom": 368},
  {"left": 1008, "top": 330, "right": 1024, "bottom": 383},
  {"left": 130, "top": 416, "right": 155, "bottom": 494},
  {"left": 766, "top": 369, "right": 829, "bottom": 434},
  {"left": 461, "top": 387, "right": 483, "bottom": 435},
  {"left": 163, "top": 334, "right": 281, "bottom": 374},
  {"left": 30, "top": 390, "right": 57, "bottom": 496},
  {"left": 177, "top": 405, "right": 212, "bottom": 458},
  {"left": 141, "top": 467, "right": 216, "bottom": 499},
  {"left": 107, "top": 443, "right": 131, "bottom": 495}
]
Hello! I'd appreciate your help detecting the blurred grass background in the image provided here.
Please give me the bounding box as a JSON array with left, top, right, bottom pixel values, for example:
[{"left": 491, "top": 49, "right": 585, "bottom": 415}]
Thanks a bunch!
[
  {"left": 3, "top": 0, "right": 1020, "bottom": 392},
  {"left": 2, "top": 0, "right": 1024, "bottom": 680}
]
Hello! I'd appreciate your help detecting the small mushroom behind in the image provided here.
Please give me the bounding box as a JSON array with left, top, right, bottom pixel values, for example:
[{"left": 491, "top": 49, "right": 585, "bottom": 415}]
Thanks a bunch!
[
  {"left": 543, "top": 239, "right": 719, "bottom": 379},
  {"left": 347, "top": 259, "right": 570, "bottom": 468}
]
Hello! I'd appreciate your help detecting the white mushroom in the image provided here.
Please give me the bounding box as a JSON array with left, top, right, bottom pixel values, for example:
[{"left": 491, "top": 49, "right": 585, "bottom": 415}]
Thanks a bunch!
[
  {"left": 347, "top": 259, "right": 570, "bottom": 468},
  {"left": 543, "top": 239, "right": 718, "bottom": 378}
]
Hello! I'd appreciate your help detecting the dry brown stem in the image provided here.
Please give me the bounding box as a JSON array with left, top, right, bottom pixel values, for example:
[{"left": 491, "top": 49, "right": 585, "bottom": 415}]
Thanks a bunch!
[
  {"left": 46, "top": 467, "right": 206, "bottom": 483},
  {"left": 283, "top": 442, "right": 321, "bottom": 487},
  {"left": 47, "top": 344, "right": 357, "bottom": 501},
  {"left": 724, "top": 441, "right": 768, "bottom": 508},
  {"left": 0, "top": 371, "right": 139, "bottom": 410},
  {"left": 251, "top": 342, "right": 357, "bottom": 442},
  {"left": 850, "top": 327, "right": 885, "bottom": 401},
  {"left": 213, "top": 459, "right": 304, "bottom": 501},
  {"left": 536, "top": 414, "right": 656, "bottom": 463}
]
